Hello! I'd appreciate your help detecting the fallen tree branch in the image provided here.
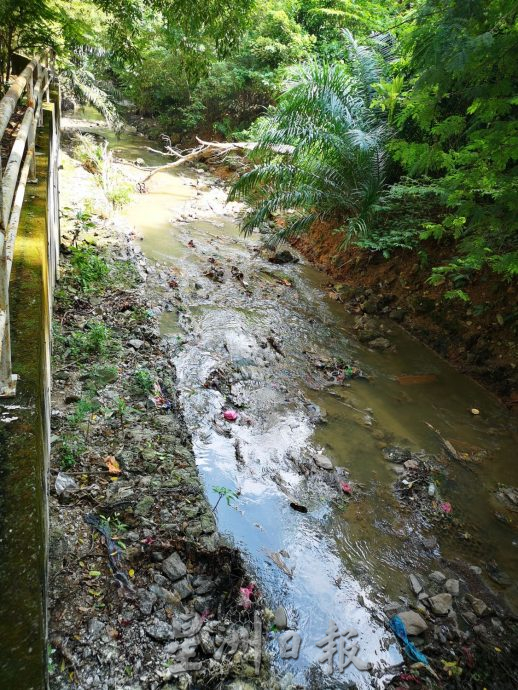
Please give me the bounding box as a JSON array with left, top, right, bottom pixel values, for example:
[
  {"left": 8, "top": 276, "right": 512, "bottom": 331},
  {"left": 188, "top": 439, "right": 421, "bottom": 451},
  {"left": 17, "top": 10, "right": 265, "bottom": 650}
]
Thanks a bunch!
[
  {"left": 140, "top": 137, "right": 294, "bottom": 185},
  {"left": 141, "top": 140, "right": 252, "bottom": 183}
]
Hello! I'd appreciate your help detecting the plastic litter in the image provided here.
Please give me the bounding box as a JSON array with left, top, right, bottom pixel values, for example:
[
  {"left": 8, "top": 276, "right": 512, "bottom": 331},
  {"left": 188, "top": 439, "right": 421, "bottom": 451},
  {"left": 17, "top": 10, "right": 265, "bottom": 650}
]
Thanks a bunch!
[
  {"left": 428, "top": 483, "right": 436, "bottom": 497},
  {"left": 223, "top": 409, "right": 238, "bottom": 422},
  {"left": 389, "top": 615, "right": 429, "bottom": 665},
  {"left": 55, "top": 472, "right": 78, "bottom": 496},
  {"left": 340, "top": 481, "right": 352, "bottom": 495},
  {"left": 239, "top": 582, "right": 255, "bottom": 609}
]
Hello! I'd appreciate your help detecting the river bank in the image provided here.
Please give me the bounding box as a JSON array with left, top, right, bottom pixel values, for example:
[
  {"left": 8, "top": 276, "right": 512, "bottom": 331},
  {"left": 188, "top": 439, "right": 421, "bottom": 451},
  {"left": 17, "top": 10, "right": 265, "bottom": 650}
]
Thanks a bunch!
[
  {"left": 49, "top": 110, "right": 518, "bottom": 689},
  {"left": 290, "top": 224, "right": 518, "bottom": 409},
  {"left": 48, "top": 138, "right": 276, "bottom": 690}
]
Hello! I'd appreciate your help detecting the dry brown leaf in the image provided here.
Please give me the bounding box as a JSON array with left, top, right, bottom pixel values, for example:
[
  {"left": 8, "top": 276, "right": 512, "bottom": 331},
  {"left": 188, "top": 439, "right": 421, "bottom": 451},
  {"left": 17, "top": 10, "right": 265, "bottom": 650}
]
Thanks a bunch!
[{"left": 105, "top": 456, "right": 121, "bottom": 475}]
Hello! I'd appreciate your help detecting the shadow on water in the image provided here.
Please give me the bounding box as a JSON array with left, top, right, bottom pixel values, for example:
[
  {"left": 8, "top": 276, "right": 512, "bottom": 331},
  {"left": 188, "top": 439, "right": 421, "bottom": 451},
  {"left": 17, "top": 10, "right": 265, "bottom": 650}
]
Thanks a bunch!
[
  {"left": 0, "top": 113, "right": 52, "bottom": 689},
  {"left": 66, "top": 108, "right": 518, "bottom": 687}
]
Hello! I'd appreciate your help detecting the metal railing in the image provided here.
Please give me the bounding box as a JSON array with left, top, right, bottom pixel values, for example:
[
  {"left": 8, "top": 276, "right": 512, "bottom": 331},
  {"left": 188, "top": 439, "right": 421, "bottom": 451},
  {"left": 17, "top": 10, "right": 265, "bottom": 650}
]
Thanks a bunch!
[{"left": 0, "top": 54, "right": 55, "bottom": 396}]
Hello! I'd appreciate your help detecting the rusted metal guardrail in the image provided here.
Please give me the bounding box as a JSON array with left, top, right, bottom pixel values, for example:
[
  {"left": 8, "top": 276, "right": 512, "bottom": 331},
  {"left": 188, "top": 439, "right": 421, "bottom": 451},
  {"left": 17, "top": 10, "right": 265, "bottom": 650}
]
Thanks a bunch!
[{"left": 0, "top": 54, "right": 55, "bottom": 396}]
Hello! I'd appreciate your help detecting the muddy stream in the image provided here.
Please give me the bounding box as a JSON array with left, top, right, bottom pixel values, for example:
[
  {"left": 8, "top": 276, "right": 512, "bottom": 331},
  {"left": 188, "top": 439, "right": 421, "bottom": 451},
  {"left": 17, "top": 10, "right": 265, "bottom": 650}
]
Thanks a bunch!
[{"left": 67, "top": 108, "right": 518, "bottom": 688}]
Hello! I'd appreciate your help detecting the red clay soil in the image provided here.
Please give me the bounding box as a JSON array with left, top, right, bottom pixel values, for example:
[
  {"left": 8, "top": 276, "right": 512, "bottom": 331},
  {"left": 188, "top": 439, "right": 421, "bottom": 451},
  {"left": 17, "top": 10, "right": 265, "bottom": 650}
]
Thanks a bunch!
[{"left": 292, "top": 220, "right": 518, "bottom": 408}]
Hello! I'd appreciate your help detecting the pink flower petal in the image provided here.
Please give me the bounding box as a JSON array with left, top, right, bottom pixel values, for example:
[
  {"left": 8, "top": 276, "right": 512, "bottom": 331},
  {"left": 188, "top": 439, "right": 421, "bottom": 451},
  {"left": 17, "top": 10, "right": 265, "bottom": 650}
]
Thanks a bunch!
[
  {"left": 440, "top": 501, "right": 452, "bottom": 513},
  {"left": 340, "top": 481, "right": 352, "bottom": 494}
]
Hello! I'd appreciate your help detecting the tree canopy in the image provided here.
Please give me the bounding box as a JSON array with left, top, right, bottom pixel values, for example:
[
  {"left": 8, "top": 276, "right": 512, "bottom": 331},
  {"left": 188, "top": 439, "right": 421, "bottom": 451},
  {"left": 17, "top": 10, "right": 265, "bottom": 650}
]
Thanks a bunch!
[{"left": 2, "top": 0, "right": 517, "bottom": 292}]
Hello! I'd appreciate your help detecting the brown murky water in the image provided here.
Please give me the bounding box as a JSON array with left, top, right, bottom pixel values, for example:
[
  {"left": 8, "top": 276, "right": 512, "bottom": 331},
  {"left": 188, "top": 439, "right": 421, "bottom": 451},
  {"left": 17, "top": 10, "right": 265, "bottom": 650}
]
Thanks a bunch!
[{"left": 68, "top": 107, "right": 518, "bottom": 688}]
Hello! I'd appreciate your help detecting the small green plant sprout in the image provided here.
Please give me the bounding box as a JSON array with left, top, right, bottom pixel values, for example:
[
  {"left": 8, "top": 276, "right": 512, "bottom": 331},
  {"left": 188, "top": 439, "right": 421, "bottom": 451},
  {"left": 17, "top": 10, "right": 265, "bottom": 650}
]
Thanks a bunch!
[
  {"left": 70, "top": 208, "right": 96, "bottom": 245},
  {"left": 59, "top": 435, "right": 85, "bottom": 469},
  {"left": 69, "top": 397, "right": 99, "bottom": 439},
  {"left": 70, "top": 244, "right": 109, "bottom": 292},
  {"left": 47, "top": 644, "right": 57, "bottom": 673},
  {"left": 104, "top": 396, "right": 137, "bottom": 429},
  {"left": 100, "top": 512, "right": 127, "bottom": 534},
  {"left": 69, "top": 321, "right": 117, "bottom": 360},
  {"left": 134, "top": 368, "right": 154, "bottom": 394},
  {"left": 212, "top": 485, "right": 239, "bottom": 513}
]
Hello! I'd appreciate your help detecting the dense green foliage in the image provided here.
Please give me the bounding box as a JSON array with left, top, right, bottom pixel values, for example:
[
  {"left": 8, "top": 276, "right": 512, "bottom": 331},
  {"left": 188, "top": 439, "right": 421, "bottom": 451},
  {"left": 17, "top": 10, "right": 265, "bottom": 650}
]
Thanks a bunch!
[
  {"left": 3, "top": 0, "right": 517, "bottom": 289},
  {"left": 393, "top": 0, "right": 518, "bottom": 284},
  {"left": 229, "top": 32, "right": 389, "bottom": 243}
]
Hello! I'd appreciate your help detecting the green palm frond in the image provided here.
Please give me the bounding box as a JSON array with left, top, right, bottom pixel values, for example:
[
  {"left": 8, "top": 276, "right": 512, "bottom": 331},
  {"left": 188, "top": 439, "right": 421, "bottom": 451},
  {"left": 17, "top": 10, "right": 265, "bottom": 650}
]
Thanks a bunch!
[{"left": 230, "top": 33, "right": 390, "bottom": 247}]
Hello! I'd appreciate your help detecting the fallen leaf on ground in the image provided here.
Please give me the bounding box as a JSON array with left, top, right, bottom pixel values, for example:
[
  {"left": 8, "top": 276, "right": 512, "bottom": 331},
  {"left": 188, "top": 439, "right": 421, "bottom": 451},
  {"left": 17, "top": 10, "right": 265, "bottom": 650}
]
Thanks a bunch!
[{"left": 105, "top": 456, "right": 121, "bottom": 475}]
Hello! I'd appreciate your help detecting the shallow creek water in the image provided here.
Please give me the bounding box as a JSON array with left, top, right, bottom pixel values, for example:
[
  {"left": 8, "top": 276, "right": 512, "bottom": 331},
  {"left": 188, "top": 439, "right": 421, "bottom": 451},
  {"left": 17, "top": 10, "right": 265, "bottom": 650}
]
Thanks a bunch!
[{"left": 70, "top": 109, "right": 518, "bottom": 688}]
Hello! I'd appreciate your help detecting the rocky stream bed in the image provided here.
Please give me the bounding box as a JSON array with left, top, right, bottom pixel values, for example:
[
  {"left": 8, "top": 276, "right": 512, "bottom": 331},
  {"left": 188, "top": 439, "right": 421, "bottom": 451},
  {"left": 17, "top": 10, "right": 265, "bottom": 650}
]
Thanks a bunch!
[{"left": 47, "top": 115, "right": 518, "bottom": 690}]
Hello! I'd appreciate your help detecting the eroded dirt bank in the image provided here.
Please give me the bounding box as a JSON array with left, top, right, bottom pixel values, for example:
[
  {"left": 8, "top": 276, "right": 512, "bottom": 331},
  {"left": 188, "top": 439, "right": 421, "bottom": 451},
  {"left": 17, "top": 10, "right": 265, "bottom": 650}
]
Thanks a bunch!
[{"left": 291, "top": 223, "right": 518, "bottom": 407}]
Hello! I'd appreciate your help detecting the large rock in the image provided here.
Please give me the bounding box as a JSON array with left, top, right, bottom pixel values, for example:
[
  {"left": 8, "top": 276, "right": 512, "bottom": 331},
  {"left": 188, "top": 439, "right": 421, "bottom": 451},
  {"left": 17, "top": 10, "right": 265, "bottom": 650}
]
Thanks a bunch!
[
  {"left": 162, "top": 552, "right": 187, "bottom": 582},
  {"left": 429, "top": 593, "right": 452, "bottom": 615},
  {"left": 398, "top": 610, "right": 428, "bottom": 636}
]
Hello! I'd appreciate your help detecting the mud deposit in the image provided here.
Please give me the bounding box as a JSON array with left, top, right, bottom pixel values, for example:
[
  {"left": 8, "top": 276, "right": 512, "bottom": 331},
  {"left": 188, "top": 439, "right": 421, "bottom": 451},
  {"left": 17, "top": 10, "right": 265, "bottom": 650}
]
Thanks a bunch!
[{"left": 50, "top": 109, "right": 518, "bottom": 690}]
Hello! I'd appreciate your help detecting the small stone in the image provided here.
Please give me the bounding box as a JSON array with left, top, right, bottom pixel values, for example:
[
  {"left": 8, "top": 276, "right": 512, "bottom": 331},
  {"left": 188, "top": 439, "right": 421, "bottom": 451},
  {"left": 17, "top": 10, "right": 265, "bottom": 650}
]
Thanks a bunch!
[
  {"left": 362, "top": 297, "right": 379, "bottom": 315},
  {"left": 463, "top": 611, "right": 477, "bottom": 625},
  {"left": 429, "top": 571, "right": 447, "bottom": 584},
  {"left": 422, "top": 536, "right": 437, "bottom": 550},
  {"left": 429, "top": 593, "right": 452, "bottom": 615},
  {"left": 173, "top": 577, "right": 193, "bottom": 600},
  {"left": 470, "top": 597, "right": 488, "bottom": 617},
  {"left": 268, "top": 250, "right": 299, "bottom": 265},
  {"left": 409, "top": 574, "right": 423, "bottom": 595},
  {"left": 404, "top": 459, "right": 419, "bottom": 471},
  {"left": 137, "top": 589, "right": 157, "bottom": 616},
  {"left": 445, "top": 579, "right": 460, "bottom": 596},
  {"left": 369, "top": 337, "right": 391, "bottom": 350},
  {"left": 128, "top": 338, "right": 144, "bottom": 349},
  {"left": 418, "top": 592, "right": 429, "bottom": 602},
  {"left": 382, "top": 447, "right": 411, "bottom": 464},
  {"left": 273, "top": 606, "right": 288, "bottom": 630},
  {"left": 162, "top": 552, "right": 187, "bottom": 582},
  {"left": 88, "top": 618, "right": 105, "bottom": 639},
  {"left": 199, "top": 628, "right": 215, "bottom": 655},
  {"left": 398, "top": 610, "right": 428, "bottom": 636},
  {"left": 145, "top": 620, "right": 174, "bottom": 641},
  {"left": 314, "top": 454, "right": 333, "bottom": 470},
  {"left": 193, "top": 575, "right": 215, "bottom": 595},
  {"left": 389, "top": 309, "right": 405, "bottom": 322},
  {"left": 469, "top": 565, "right": 482, "bottom": 575},
  {"left": 148, "top": 583, "right": 180, "bottom": 605}
]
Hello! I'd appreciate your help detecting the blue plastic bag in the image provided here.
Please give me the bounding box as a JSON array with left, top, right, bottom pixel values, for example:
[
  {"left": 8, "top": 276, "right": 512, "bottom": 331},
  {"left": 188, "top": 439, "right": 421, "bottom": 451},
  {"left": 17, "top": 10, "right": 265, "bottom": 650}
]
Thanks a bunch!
[{"left": 390, "top": 615, "right": 429, "bottom": 665}]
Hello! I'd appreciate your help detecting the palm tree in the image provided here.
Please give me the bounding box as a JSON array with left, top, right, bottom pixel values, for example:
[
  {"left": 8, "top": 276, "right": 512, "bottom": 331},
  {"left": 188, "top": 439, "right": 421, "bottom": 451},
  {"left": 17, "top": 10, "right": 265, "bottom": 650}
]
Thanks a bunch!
[{"left": 229, "top": 30, "right": 389, "bottom": 246}]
